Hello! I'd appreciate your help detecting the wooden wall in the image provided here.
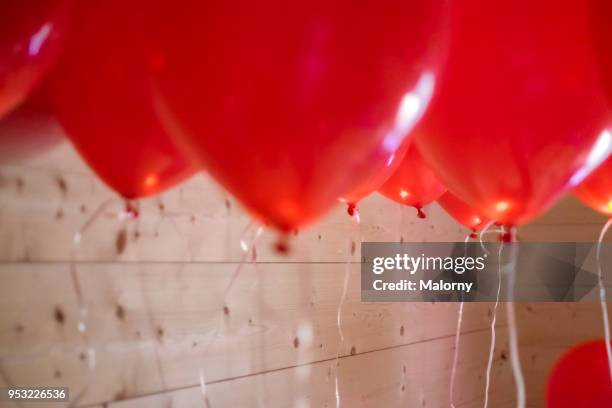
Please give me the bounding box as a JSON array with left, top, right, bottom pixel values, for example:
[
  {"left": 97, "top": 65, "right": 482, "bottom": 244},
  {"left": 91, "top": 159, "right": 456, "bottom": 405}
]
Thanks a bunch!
[{"left": 0, "top": 122, "right": 610, "bottom": 407}]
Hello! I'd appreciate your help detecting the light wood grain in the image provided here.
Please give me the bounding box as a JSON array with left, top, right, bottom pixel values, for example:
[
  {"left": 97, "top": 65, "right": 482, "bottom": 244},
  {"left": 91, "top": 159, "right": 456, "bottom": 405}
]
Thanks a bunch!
[
  {"left": 2, "top": 129, "right": 611, "bottom": 408},
  {"left": 107, "top": 329, "right": 516, "bottom": 408},
  {"left": 0, "top": 262, "right": 504, "bottom": 406}
]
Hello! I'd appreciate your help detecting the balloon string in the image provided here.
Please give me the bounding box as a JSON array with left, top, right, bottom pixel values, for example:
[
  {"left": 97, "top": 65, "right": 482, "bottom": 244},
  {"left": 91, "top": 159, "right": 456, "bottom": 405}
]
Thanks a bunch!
[
  {"left": 220, "top": 223, "right": 262, "bottom": 331},
  {"left": 68, "top": 198, "right": 129, "bottom": 408},
  {"left": 483, "top": 226, "right": 503, "bottom": 408},
  {"left": 73, "top": 198, "right": 117, "bottom": 245},
  {"left": 224, "top": 223, "right": 261, "bottom": 300},
  {"left": 199, "top": 368, "right": 212, "bottom": 408},
  {"left": 218, "top": 223, "right": 264, "bottom": 307},
  {"left": 399, "top": 204, "right": 405, "bottom": 242},
  {"left": 597, "top": 218, "right": 612, "bottom": 381},
  {"left": 334, "top": 262, "right": 349, "bottom": 408},
  {"left": 504, "top": 227, "right": 525, "bottom": 408},
  {"left": 450, "top": 301, "right": 464, "bottom": 408},
  {"left": 73, "top": 199, "right": 120, "bottom": 340},
  {"left": 335, "top": 209, "right": 360, "bottom": 408},
  {"left": 449, "top": 233, "right": 472, "bottom": 408},
  {"left": 478, "top": 220, "right": 496, "bottom": 254},
  {"left": 198, "top": 222, "right": 263, "bottom": 408},
  {"left": 239, "top": 221, "right": 254, "bottom": 253}
]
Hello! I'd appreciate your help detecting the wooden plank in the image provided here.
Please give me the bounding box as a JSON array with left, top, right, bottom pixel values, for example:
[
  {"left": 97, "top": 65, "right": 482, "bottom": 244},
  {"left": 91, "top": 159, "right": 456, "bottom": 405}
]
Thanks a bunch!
[
  {"left": 107, "top": 329, "right": 515, "bottom": 408},
  {"left": 516, "top": 302, "right": 612, "bottom": 346},
  {"left": 0, "top": 262, "right": 503, "bottom": 406}
]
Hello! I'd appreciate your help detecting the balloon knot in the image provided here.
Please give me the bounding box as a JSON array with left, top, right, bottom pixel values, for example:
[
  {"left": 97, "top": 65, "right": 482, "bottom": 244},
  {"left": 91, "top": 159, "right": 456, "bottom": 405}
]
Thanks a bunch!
[
  {"left": 470, "top": 231, "right": 478, "bottom": 239},
  {"left": 499, "top": 231, "right": 513, "bottom": 243},
  {"left": 347, "top": 203, "right": 357, "bottom": 217},
  {"left": 274, "top": 234, "right": 290, "bottom": 255},
  {"left": 125, "top": 201, "right": 139, "bottom": 219},
  {"left": 416, "top": 207, "right": 426, "bottom": 219}
]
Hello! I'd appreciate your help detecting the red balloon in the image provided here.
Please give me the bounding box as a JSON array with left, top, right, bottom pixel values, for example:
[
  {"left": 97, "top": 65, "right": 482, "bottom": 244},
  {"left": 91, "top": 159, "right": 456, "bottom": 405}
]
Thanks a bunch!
[
  {"left": 414, "top": 0, "right": 612, "bottom": 227},
  {"left": 546, "top": 339, "right": 612, "bottom": 407},
  {"left": 574, "top": 156, "right": 612, "bottom": 216},
  {"left": 49, "top": 1, "right": 195, "bottom": 199},
  {"left": 339, "top": 138, "right": 410, "bottom": 209},
  {"left": 0, "top": 1, "right": 70, "bottom": 118},
  {"left": 378, "top": 144, "right": 446, "bottom": 215},
  {"left": 149, "top": 0, "right": 449, "bottom": 231},
  {"left": 438, "top": 191, "right": 489, "bottom": 232}
]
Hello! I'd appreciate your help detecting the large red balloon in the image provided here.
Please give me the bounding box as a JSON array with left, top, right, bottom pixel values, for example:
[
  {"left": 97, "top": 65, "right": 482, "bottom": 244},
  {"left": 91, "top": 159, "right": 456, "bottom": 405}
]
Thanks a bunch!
[
  {"left": 438, "top": 192, "right": 489, "bottom": 232},
  {"left": 49, "top": 1, "right": 195, "bottom": 199},
  {"left": 0, "top": 1, "right": 70, "bottom": 119},
  {"left": 414, "top": 0, "right": 612, "bottom": 227},
  {"left": 547, "top": 339, "right": 612, "bottom": 407},
  {"left": 378, "top": 144, "right": 446, "bottom": 214},
  {"left": 149, "top": 0, "right": 449, "bottom": 231}
]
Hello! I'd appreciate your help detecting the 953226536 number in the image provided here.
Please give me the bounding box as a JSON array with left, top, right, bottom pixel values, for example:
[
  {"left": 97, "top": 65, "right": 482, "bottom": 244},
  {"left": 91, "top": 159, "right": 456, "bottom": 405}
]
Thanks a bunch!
[{"left": 1, "top": 387, "right": 69, "bottom": 402}]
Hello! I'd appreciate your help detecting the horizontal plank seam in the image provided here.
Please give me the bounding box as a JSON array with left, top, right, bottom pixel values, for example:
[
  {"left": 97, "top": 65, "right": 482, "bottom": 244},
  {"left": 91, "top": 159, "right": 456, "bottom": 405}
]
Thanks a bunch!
[{"left": 78, "top": 325, "right": 503, "bottom": 408}]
